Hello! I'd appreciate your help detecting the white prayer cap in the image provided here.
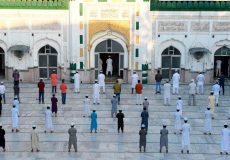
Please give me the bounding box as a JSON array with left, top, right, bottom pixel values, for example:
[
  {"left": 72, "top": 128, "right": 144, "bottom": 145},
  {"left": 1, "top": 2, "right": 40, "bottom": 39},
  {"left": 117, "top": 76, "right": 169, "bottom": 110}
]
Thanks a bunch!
[
  {"left": 162, "top": 121, "right": 167, "bottom": 126},
  {"left": 71, "top": 122, "right": 74, "bottom": 126},
  {"left": 184, "top": 117, "right": 188, "bottom": 121},
  {"left": 0, "top": 124, "right": 2, "bottom": 126},
  {"left": 0, "top": 81, "right": 3, "bottom": 84},
  {"left": 141, "top": 124, "right": 145, "bottom": 128},
  {"left": 191, "top": 79, "right": 194, "bottom": 82},
  {"left": 224, "top": 122, "right": 228, "bottom": 126},
  {"left": 95, "top": 79, "right": 98, "bottom": 82},
  {"left": 32, "top": 125, "right": 36, "bottom": 128},
  {"left": 144, "top": 97, "right": 147, "bottom": 100},
  {"left": 100, "top": 70, "right": 103, "bottom": 73},
  {"left": 113, "top": 94, "right": 116, "bottom": 97}
]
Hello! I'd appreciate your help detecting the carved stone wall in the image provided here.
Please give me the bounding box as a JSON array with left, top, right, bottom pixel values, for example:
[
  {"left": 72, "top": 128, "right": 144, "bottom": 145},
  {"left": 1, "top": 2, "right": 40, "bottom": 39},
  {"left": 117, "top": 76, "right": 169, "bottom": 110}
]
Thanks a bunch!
[
  {"left": 191, "top": 21, "right": 210, "bottom": 32},
  {"left": 213, "top": 22, "right": 230, "bottom": 32},
  {"left": 158, "top": 21, "right": 188, "bottom": 32}
]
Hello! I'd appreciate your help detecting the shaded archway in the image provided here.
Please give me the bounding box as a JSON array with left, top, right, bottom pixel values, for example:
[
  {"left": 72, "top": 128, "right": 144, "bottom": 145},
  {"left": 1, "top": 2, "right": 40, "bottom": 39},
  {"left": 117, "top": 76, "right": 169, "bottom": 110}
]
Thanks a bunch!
[{"left": 0, "top": 47, "right": 5, "bottom": 77}]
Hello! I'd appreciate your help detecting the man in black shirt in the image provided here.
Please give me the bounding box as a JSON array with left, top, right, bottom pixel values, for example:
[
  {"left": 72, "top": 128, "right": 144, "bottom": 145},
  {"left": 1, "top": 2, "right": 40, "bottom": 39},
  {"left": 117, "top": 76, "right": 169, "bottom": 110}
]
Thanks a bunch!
[{"left": 116, "top": 110, "right": 125, "bottom": 133}]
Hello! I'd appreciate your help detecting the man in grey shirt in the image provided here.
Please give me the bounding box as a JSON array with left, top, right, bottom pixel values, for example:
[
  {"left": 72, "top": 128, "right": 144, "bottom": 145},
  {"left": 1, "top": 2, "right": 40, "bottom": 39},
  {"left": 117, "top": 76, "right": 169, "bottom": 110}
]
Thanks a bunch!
[{"left": 68, "top": 122, "right": 77, "bottom": 152}]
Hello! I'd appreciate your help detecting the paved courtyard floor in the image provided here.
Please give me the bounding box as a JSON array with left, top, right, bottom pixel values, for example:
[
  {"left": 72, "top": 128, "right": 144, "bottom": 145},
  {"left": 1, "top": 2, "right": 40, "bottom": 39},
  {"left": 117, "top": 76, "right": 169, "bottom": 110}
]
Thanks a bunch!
[{"left": 0, "top": 81, "right": 230, "bottom": 160}]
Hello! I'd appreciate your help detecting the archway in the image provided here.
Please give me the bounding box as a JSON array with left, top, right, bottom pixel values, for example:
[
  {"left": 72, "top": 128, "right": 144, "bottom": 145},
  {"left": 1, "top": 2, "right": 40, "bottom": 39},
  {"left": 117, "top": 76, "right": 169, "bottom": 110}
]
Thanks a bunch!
[
  {"left": 0, "top": 47, "right": 5, "bottom": 77},
  {"left": 161, "top": 46, "right": 181, "bottom": 79},
  {"left": 38, "top": 45, "right": 58, "bottom": 78}
]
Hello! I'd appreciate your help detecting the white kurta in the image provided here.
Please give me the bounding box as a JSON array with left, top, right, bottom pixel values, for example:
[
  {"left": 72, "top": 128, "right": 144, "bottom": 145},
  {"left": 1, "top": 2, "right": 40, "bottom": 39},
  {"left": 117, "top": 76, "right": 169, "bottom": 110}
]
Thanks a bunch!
[
  {"left": 216, "top": 60, "right": 222, "bottom": 69},
  {"left": 176, "top": 99, "right": 183, "bottom": 115},
  {"left": 83, "top": 98, "right": 91, "bottom": 116},
  {"left": 163, "top": 83, "right": 171, "bottom": 104},
  {"left": 11, "top": 108, "right": 19, "bottom": 128},
  {"left": 172, "top": 73, "right": 180, "bottom": 94},
  {"left": 74, "top": 73, "right": 80, "bottom": 92},
  {"left": 13, "top": 99, "right": 20, "bottom": 114},
  {"left": 220, "top": 128, "right": 230, "bottom": 152},
  {"left": 204, "top": 110, "right": 212, "bottom": 133},
  {"left": 93, "top": 83, "right": 100, "bottom": 104},
  {"left": 106, "top": 58, "right": 113, "bottom": 75},
  {"left": 98, "top": 73, "right": 105, "bottom": 92},
  {"left": 196, "top": 74, "right": 205, "bottom": 85},
  {"left": 131, "top": 74, "right": 139, "bottom": 88},
  {"left": 175, "top": 112, "right": 182, "bottom": 131},
  {"left": 181, "top": 123, "right": 191, "bottom": 150},
  {"left": 212, "top": 84, "right": 220, "bottom": 104},
  {"left": 45, "top": 110, "right": 53, "bottom": 130}
]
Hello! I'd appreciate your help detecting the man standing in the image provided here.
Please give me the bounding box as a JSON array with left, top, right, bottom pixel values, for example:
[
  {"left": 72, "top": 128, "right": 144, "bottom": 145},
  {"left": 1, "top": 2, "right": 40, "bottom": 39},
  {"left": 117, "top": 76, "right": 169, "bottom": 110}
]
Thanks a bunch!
[
  {"left": 68, "top": 122, "right": 77, "bottom": 152},
  {"left": 160, "top": 123, "right": 168, "bottom": 153},
  {"left": 219, "top": 73, "right": 225, "bottom": 95},
  {"left": 90, "top": 110, "right": 97, "bottom": 133},
  {"left": 14, "top": 85, "right": 20, "bottom": 103},
  {"left": 74, "top": 71, "right": 80, "bottom": 93},
  {"left": 93, "top": 80, "right": 100, "bottom": 105},
  {"left": 31, "top": 125, "right": 39, "bottom": 152},
  {"left": 174, "top": 109, "right": 182, "bottom": 134},
  {"left": 196, "top": 72, "right": 205, "bottom": 94},
  {"left": 51, "top": 94, "right": 58, "bottom": 117},
  {"left": 50, "top": 70, "right": 58, "bottom": 93},
  {"left": 37, "top": 78, "right": 45, "bottom": 104},
  {"left": 83, "top": 95, "right": 90, "bottom": 118},
  {"left": 0, "top": 124, "right": 6, "bottom": 152},
  {"left": 141, "top": 107, "right": 149, "bottom": 132},
  {"left": 106, "top": 56, "right": 113, "bottom": 76},
  {"left": 0, "top": 82, "right": 6, "bottom": 104},
  {"left": 116, "top": 110, "right": 124, "bottom": 133},
  {"left": 44, "top": 106, "right": 53, "bottom": 133},
  {"left": 212, "top": 81, "right": 220, "bottom": 107},
  {"left": 220, "top": 123, "right": 230, "bottom": 155},
  {"left": 216, "top": 59, "right": 222, "bottom": 77},
  {"left": 172, "top": 70, "right": 180, "bottom": 94},
  {"left": 98, "top": 71, "right": 105, "bottom": 94},
  {"left": 135, "top": 80, "right": 143, "bottom": 105},
  {"left": 60, "top": 79, "right": 67, "bottom": 104},
  {"left": 188, "top": 79, "right": 196, "bottom": 106},
  {"left": 181, "top": 117, "right": 191, "bottom": 154},
  {"left": 11, "top": 105, "right": 19, "bottom": 132},
  {"left": 163, "top": 80, "right": 171, "bottom": 106},
  {"left": 155, "top": 70, "right": 162, "bottom": 94},
  {"left": 143, "top": 97, "right": 149, "bottom": 111},
  {"left": 208, "top": 91, "right": 215, "bottom": 119},
  {"left": 111, "top": 94, "right": 118, "bottom": 118},
  {"left": 113, "top": 80, "right": 121, "bottom": 105},
  {"left": 139, "top": 124, "right": 147, "bottom": 152},
  {"left": 0, "top": 96, "right": 2, "bottom": 116},
  {"left": 176, "top": 96, "right": 183, "bottom": 116},
  {"left": 12, "top": 69, "right": 20, "bottom": 86},
  {"left": 204, "top": 107, "right": 212, "bottom": 135},
  {"left": 13, "top": 96, "right": 20, "bottom": 115},
  {"left": 131, "top": 71, "right": 139, "bottom": 94}
]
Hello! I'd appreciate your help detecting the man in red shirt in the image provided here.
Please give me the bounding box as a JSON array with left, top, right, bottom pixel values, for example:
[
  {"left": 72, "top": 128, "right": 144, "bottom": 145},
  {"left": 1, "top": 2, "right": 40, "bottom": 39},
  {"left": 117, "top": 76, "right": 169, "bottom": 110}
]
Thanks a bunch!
[
  {"left": 60, "top": 79, "right": 67, "bottom": 104},
  {"left": 37, "top": 78, "right": 45, "bottom": 104},
  {"left": 135, "top": 80, "right": 143, "bottom": 105}
]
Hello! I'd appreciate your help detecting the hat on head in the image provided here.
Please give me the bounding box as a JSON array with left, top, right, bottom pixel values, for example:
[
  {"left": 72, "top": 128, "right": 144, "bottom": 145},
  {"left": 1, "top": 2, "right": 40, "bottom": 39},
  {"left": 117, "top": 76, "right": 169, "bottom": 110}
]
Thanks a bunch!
[
  {"left": 95, "top": 79, "right": 98, "bottom": 83},
  {"left": 32, "top": 125, "right": 36, "bottom": 128},
  {"left": 85, "top": 95, "right": 89, "bottom": 98},
  {"left": 184, "top": 117, "right": 188, "bottom": 121},
  {"left": 144, "top": 97, "right": 147, "bottom": 100},
  {"left": 100, "top": 70, "right": 103, "bottom": 73},
  {"left": 0, "top": 124, "right": 2, "bottom": 127},
  {"left": 191, "top": 79, "right": 194, "bottom": 82},
  {"left": 0, "top": 81, "right": 3, "bottom": 84},
  {"left": 162, "top": 121, "right": 167, "bottom": 126},
  {"left": 224, "top": 122, "right": 228, "bottom": 126},
  {"left": 141, "top": 124, "right": 145, "bottom": 128},
  {"left": 113, "top": 94, "right": 116, "bottom": 97},
  {"left": 71, "top": 122, "right": 74, "bottom": 126}
]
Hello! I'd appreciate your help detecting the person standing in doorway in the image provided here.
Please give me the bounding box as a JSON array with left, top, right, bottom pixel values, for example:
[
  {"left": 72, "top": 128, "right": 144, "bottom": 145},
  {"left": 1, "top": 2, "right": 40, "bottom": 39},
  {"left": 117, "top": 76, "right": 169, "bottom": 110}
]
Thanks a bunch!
[
  {"left": 106, "top": 56, "right": 113, "bottom": 76},
  {"left": 155, "top": 70, "right": 162, "bottom": 94},
  {"left": 50, "top": 70, "right": 58, "bottom": 93},
  {"left": 216, "top": 59, "right": 222, "bottom": 77},
  {"left": 60, "top": 79, "right": 67, "bottom": 105}
]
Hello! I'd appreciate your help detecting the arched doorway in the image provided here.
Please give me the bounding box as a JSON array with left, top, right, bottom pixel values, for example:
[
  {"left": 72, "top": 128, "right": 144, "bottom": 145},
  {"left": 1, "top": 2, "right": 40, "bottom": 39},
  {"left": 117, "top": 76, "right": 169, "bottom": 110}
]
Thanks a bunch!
[
  {"left": 94, "top": 39, "right": 124, "bottom": 81},
  {"left": 214, "top": 46, "right": 230, "bottom": 78},
  {"left": 161, "top": 46, "right": 181, "bottom": 79},
  {"left": 0, "top": 47, "right": 5, "bottom": 77},
  {"left": 38, "top": 45, "right": 58, "bottom": 78}
]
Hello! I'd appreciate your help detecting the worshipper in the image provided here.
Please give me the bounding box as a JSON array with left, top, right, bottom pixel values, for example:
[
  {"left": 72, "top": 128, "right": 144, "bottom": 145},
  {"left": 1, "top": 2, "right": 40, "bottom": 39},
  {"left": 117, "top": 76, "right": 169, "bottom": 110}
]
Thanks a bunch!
[
  {"left": 174, "top": 109, "right": 182, "bottom": 134},
  {"left": 139, "top": 124, "right": 147, "bottom": 152},
  {"left": 111, "top": 94, "right": 118, "bottom": 118},
  {"left": 116, "top": 110, "right": 125, "bottom": 133},
  {"left": 13, "top": 96, "right": 20, "bottom": 116},
  {"left": 83, "top": 95, "right": 90, "bottom": 118},
  {"left": 37, "top": 78, "right": 45, "bottom": 104},
  {"left": 220, "top": 123, "right": 230, "bottom": 155},
  {"left": 163, "top": 80, "right": 171, "bottom": 106},
  {"left": 51, "top": 94, "right": 58, "bottom": 117},
  {"left": 14, "top": 85, "right": 20, "bottom": 103},
  {"left": 90, "top": 110, "right": 97, "bottom": 133},
  {"left": 98, "top": 71, "right": 105, "bottom": 94},
  {"left": 196, "top": 72, "right": 205, "bottom": 94},
  {"left": 143, "top": 97, "right": 149, "bottom": 111},
  {"left": 141, "top": 107, "right": 149, "bottom": 132},
  {"left": 0, "top": 96, "right": 2, "bottom": 116},
  {"left": 218, "top": 73, "right": 225, "bottom": 95},
  {"left": 212, "top": 81, "right": 220, "bottom": 107},
  {"left": 176, "top": 96, "right": 183, "bottom": 116},
  {"left": 68, "top": 122, "right": 77, "bottom": 152},
  {"left": 131, "top": 71, "right": 139, "bottom": 94},
  {"left": 31, "top": 125, "right": 39, "bottom": 152},
  {"left": 135, "top": 80, "right": 143, "bottom": 105},
  {"left": 181, "top": 117, "right": 191, "bottom": 154},
  {"left": 208, "top": 91, "right": 215, "bottom": 119},
  {"left": 93, "top": 80, "right": 100, "bottom": 105},
  {"left": 0, "top": 124, "right": 5, "bottom": 152},
  {"left": 50, "top": 70, "right": 58, "bottom": 93},
  {"left": 74, "top": 71, "right": 80, "bottom": 93},
  {"left": 160, "top": 123, "right": 168, "bottom": 153},
  {"left": 106, "top": 56, "right": 113, "bottom": 76},
  {"left": 12, "top": 69, "right": 20, "bottom": 86},
  {"left": 155, "top": 70, "right": 162, "bottom": 94},
  {"left": 188, "top": 79, "right": 196, "bottom": 106},
  {"left": 11, "top": 105, "right": 19, "bottom": 132},
  {"left": 44, "top": 106, "right": 53, "bottom": 133},
  {"left": 113, "top": 80, "right": 121, "bottom": 105},
  {"left": 204, "top": 107, "right": 212, "bottom": 135},
  {"left": 172, "top": 70, "right": 180, "bottom": 94},
  {"left": 216, "top": 59, "right": 222, "bottom": 77},
  {"left": 60, "top": 79, "right": 67, "bottom": 104},
  {"left": 0, "top": 82, "right": 6, "bottom": 104}
]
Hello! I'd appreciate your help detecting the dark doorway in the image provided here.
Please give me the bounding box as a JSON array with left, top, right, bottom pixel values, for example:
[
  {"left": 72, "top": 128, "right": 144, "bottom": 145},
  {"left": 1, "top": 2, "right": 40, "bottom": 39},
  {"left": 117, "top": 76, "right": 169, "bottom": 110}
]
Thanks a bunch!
[
  {"left": 214, "top": 56, "right": 230, "bottom": 77},
  {"left": 100, "top": 53, "right": 119, "bottom": 77},
  {"left": 0, "top": 47, "right": 5, "bottom": 77}
]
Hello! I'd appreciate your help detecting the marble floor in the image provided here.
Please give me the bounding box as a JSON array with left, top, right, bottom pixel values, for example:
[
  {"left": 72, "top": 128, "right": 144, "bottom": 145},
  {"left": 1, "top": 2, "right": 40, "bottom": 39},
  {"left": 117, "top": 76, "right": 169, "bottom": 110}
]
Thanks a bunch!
[{"left": 0, "top": 81, "right": 229, "bottom": 160}]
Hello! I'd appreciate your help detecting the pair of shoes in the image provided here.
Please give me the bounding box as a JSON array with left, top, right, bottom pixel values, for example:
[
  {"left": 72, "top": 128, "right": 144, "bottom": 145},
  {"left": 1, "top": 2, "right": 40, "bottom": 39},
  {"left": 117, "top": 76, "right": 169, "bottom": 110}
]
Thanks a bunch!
[
  {"left": 51, "top": 131, "right": 54, "bottom": 133},
  {"left": 159, "top": 150, "right": 161, "bottom": 153},
  {"left": 12, "top": 129, "right": 14, "bottom": 132},
  {"left": 187, "top": 150, "right": 189, "bottom": 154},
  {"left": 68, "top": 149, "right": 70, "bottom": 152},
  {"left": 31, "top": 149, "right": 33, "bottom": 152},
  {"left": 16, "top": 129, "right": 19, "bottom": 132},
  {"left": 181, "top": 150, "right": 183, "bottom": 154},
  {"left": 139, "top": 104, "right": 142, "bottom": 105},
  {"left": 226, "top": 152, "right": 229, "bottom": 155},
  {"left": 166, "top": 149, "right": 168, "bottom": 153},
  {"left": 220, "top": 152, "right": 223, "bottom": 155},
  {"left": 44, "top": 131, "right": 47, "bottom": 133},
  {"left": 208, "top": 133, "right": 211, "bottom": 135},
  {"left": 3, "top": 149, "right": 6, "bottom": 152},
  {"left": 136, "top": 104, "right": 138, "bottom": 105},
  {"left": 37, "top": 149, "right": 40, "bottom": 152},
  {"left": 204, "top": 132, "right": 207, "bottom": 135},
  {"left": 42, "top": 102, "right": 45, "bottom": 104}
]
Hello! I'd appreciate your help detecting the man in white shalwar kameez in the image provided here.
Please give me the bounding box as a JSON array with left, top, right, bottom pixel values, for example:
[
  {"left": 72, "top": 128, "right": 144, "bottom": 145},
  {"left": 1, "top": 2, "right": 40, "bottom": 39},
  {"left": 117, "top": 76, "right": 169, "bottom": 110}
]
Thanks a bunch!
[
  {"left": 220, "top": 123, "right": 230, "bottom": 155},
  {"left": 83, "top": 95, "right": 90, "bottom": 117},
  {"left": 176, "top": 96, "right": 183, "bottom": 116},
  {"left": 31, "top": 125, "right": 39, "bottom": 152},
  {"left": 98, "top": 71, "right": 105, "bottom": 94},
  {"left": 13, "top": 96, "right": 20, "bottom": 115},
  {"left": 196, "top": 72, "right": 205, "bottom": 94},
  {"left": 163, "top": 80, "right": 171, "bottom": 106},
  {"left": 212, "top": 81, "right": 220, "bottom": 106},
  {"left": 181, "top": 117, "right": 191, "bottom": 154},
  {"left": 93, "top": 80, "right": 100, "bottom": 105},
  {"left": 174, "top": 109, "right": 182, "bottom": 134},
  {"left": 11, "top": 105, "right": 19, "bottom": 132},
  {"left": 106, "top": 56, "right": 113, "bottom": 76},
  {"left": 74, "top": 71, "right": 80, "bottom": 93},
  {"left": 204, "top": 107, "right": 212, "bottom": 135},
  {"left": 44, "top": 106, "right": 53, "bottom": 133},
  {"left": 131, "top": 72, "right": 139, "bottom": 94},
  {"left": 172, "top": 70, "right": 180, "bottom": 94}
]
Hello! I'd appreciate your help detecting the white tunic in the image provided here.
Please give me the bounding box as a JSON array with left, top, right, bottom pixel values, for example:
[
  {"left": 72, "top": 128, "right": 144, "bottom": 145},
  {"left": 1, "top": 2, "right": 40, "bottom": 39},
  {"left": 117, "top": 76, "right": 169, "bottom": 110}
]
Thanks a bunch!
[
  {"left": 74, "top": 73, "right": 80, "bottom": 89},
  {"left": 83, "top": 98, "right": 91, "bottom": 116},
  {"left": 45, "top": 110, "right": 53, "bottom": 130},
  {"left": 182, "top": 123, "right": 191, "bottom": 148},
  {"left": 216, "top": 60, "right": 222, "bottom": 69},
  {"left": 13, "top": 99, "right": 20, "bottom": 114},
  {"left": 11, "top": 108, "right": 19, "bottom": 128},
  {"left": 175, "top": 112, "right": 182, "bottom": 131},
  {"left": 212, "top": 84, "right": 220, "bottom": 96},
  {"left": 188, "top": 82, "right": 196, "bottom": 95},
  {"left": 196, "top": 74, "right": 205, "bottom": 85},
  {"left": 204, "top": 110, "right": 212, "bottom": 132},
  {"left": 172, "top": 73, "right": 180, "bottom": 88},
  {"left": 93, "top": 83, "right": 100, "bottom": 99},
  {"left": 131, "top": 74, "right": 139, "bottom": 88},
  {"left": 106, "top": 58, "right": 113, "bottom": 73},
  {"left": 98, "top": 73, "right": 105, "bottom": 86},
  {"left": 221, "top": 128, "right": 230, "bottom": 152},
  {"left": 176, "top": 99, "right": 183, "bottom": 115},
  {"left": 0, "top": 85, "right": 5, "bottom": 94},
  {"left": 164, "top": 83, "right": 171, "bottom": 98}
]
